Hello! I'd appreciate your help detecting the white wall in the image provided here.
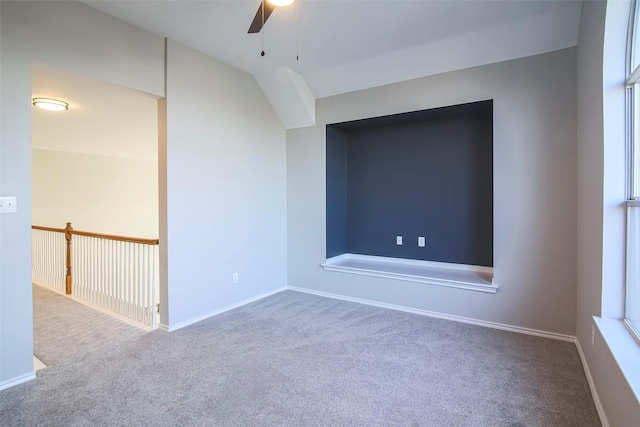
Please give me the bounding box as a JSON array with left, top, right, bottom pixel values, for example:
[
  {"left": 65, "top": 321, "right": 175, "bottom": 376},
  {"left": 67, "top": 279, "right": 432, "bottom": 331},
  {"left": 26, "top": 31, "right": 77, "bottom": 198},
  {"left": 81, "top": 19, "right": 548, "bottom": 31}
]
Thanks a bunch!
[
  {"left": 576, "top": 1, "right": 640, "bottom": 424},
  {"left": 32, "top": 150, "right": 158, "bottom": 238},
  {"left": 161, "top": 39, "right": 287, "bottom": 329},
  {"left": 1, "top": 0, "right": 287, "bottom": 388},
  {"left": 576, "top": 0, "right": 605, "bottom": 357},
  {"left": 0, "top": 0, "right": 164, "bottom": 389},
  {"left": 288, "top": 48, "right": 578, "bottom": 336}
]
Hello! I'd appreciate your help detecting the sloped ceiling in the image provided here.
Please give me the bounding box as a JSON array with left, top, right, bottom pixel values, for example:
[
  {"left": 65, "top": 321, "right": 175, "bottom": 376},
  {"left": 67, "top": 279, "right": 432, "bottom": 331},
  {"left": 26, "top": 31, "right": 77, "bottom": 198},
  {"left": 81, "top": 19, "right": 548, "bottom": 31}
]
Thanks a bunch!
[
  {"left": 32, "top": 63, "right": 158, "bottom": 160},
  {"left": 82, "top": 0, "right": 582, "bottom": 129}
]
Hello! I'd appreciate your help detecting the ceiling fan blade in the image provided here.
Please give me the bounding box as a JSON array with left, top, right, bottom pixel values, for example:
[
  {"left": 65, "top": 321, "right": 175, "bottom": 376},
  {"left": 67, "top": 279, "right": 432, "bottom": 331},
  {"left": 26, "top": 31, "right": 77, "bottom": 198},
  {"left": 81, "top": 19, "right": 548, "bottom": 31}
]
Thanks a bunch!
[{"left": 248, "top": 1, "right": 276, "bottom": 34}]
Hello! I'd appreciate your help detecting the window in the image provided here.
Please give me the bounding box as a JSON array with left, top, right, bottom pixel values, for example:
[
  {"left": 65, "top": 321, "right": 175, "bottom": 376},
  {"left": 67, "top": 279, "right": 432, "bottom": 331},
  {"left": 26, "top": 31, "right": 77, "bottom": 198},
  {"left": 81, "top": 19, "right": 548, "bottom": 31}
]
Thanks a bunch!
[{"left": 625, "top": 1, "right": 640, "bottom": 339}]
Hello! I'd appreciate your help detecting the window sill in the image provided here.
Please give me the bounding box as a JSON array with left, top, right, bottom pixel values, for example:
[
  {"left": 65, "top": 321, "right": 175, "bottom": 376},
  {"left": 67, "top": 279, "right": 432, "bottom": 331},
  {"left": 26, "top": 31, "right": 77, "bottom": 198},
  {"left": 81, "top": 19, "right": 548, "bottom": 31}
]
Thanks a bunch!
[
  {"left": 321, "top": 253, "right": 497, "bottom": 293},
  {"left": 593, "top": 317, "right": 640, "bottom": 402}
]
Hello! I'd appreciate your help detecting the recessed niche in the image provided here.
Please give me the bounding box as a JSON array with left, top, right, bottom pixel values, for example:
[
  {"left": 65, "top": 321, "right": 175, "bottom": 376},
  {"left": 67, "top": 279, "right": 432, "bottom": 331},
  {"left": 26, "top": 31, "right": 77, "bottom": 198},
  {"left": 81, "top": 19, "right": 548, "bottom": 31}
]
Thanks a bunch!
[{"left": 325, "top": 100, "right": 494, "bottom": 270}]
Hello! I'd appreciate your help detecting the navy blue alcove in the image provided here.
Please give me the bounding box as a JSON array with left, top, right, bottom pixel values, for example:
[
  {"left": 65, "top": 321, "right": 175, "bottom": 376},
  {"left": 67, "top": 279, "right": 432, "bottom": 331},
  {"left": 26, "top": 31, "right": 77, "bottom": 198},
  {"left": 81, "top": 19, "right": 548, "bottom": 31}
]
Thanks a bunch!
[{"left": 326, "top": 100, "right": 493, "bottom": 267}]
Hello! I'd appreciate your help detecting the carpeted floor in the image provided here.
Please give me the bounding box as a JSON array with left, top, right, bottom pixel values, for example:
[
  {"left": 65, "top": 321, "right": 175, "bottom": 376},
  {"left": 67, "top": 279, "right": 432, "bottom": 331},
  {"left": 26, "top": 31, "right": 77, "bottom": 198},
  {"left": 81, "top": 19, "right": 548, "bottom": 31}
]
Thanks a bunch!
[
  {"left": 1, "top": 290, "right": 600, "bottom": 426},
  {"left": 32, "top": 284, "right": 147, "bottom": 367}
]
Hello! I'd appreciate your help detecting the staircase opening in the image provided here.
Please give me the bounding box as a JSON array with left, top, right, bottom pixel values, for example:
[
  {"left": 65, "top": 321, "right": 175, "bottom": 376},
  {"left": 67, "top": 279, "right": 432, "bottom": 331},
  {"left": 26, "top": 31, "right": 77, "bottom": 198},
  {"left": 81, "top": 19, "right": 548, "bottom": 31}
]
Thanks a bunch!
[{"left": 30, "top": 63, "right": 161, "bottom": 368}]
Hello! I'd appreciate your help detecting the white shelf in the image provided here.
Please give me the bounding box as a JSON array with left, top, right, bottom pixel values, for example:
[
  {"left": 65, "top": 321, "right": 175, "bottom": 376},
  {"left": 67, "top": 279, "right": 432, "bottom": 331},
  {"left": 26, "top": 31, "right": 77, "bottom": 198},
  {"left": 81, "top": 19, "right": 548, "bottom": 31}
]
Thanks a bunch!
[{"left": 321, "top": 253, "right": 498, "bottom": 294}]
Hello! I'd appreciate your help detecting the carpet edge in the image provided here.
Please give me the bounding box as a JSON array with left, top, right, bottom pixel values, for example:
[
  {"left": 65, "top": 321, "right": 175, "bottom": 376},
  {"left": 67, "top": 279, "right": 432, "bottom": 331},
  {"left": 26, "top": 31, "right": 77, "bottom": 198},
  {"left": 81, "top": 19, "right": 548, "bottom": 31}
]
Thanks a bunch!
[
  {"left": 287, "top": 286, "right": 576, "bottom": 342},
  {"left": 161, "top": 286, "right": 288, "bottom": 332},
  {"left": 0, "top": 371, "right": 36, "bottom": 391},
  {"left": 576, "top": 338, "right": 610, "bottom": 427}
]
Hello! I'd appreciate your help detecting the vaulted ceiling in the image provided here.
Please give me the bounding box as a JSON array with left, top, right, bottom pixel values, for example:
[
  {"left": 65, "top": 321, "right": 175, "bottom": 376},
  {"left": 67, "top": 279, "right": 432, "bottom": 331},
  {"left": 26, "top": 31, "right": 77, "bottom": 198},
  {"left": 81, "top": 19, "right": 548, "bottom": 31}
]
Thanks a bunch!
[
  {"left": 81, "top": 0, "right": 582, "bottom": 128},
  {"left": 32, "top": 63, "right": 158, "bottom": 161}
]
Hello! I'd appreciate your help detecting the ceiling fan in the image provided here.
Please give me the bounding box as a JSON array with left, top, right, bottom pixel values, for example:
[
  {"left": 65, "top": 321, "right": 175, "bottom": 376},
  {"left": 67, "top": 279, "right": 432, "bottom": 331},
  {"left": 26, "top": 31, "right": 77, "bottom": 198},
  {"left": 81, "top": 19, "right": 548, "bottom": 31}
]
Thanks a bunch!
[{"left": 248, "top": 0, "right": 296, "bottom": 34}]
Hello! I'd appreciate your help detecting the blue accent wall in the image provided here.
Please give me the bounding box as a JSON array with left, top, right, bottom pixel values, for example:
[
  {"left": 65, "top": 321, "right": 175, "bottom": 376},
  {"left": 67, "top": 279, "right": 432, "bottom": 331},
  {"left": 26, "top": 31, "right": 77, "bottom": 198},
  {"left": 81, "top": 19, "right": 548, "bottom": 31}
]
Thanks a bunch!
[
  {"left": 325, "top": 126, "right": 349, "bottom": 258},
  {"left": 326, "top": 100, "right": 493, "bottom": 267}
]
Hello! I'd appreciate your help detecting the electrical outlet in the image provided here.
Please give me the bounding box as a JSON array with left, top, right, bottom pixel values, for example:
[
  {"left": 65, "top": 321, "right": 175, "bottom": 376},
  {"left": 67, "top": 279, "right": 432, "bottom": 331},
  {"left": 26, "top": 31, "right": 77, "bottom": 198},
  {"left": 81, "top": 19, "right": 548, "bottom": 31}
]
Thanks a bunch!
[
  {"left": 418, "top": 236, "right": 426, "bottom": 247},
  {"left": 396, "top": 236, "right": 403, "bottom": 245},
  {"left": 232, "top": 273, "right": 239, "bottom": 284}
]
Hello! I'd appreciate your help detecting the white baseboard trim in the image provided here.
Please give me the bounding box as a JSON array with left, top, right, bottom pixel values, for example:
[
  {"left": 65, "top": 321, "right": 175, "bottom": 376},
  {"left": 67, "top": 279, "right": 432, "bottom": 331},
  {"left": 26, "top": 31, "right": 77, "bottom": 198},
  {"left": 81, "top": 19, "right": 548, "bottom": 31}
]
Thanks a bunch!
[
  {"left": 288, "top": 286, "right": 576, "bottom": 342},
  {"left": 33, "top": 355, "right": 47, "bottom": 372},
  {"left": 33, "top": 282, "right": 152, "bottom": 331},
  {"left": 67, "top": 295, "right": 152, "bottom": 331},
  {"left": 32, "top": 281, "right": 65, "bottom": 296},
  {"left": 575, "top": 338, "right": 610, "bottom": 427},
  {"left": 0, "top": 371, "right": 36, "bottom": 391},
  {"left": 164, "top": 286, "right": 288, "bottom": 332}
]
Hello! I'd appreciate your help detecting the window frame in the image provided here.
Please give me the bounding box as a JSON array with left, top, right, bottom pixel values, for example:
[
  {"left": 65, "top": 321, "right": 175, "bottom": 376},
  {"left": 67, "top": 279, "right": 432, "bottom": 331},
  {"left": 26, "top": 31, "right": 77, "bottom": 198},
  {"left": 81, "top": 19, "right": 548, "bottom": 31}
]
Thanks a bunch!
[{"left": 625, "top": 0, "right": 640, "bottom": 341}]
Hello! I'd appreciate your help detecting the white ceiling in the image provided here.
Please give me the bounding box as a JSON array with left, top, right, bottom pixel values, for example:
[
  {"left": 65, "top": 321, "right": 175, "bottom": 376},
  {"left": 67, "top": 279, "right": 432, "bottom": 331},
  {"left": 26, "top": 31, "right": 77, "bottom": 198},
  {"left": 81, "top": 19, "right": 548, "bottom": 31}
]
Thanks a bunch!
[
  {"left": 32, "top": 63, "right": 158, "bottom": 160},
  {"left": 72, "top": 0, "right": 581, "bottom": 128}
]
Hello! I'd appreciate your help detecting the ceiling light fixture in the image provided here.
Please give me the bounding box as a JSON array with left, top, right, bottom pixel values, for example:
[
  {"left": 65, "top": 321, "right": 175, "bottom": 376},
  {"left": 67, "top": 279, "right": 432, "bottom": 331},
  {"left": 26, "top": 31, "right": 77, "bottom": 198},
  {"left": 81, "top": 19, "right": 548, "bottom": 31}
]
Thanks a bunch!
[
  {"left": 267, "top": 0, "right": 295, "bottom": 7},
  {"left": 32, "top": 98, "right": 69, "bottom": 111}
]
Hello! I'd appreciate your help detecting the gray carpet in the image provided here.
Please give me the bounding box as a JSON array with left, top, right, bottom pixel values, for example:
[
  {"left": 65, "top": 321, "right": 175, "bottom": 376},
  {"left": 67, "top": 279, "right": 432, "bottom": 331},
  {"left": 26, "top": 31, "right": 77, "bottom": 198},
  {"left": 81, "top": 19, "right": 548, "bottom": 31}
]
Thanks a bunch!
[
  {"left": 32, "top": 284, "right": 147, "bottom": 367},
  {"left": 2, "top": 290, "right": 600, "bottom": 426}
]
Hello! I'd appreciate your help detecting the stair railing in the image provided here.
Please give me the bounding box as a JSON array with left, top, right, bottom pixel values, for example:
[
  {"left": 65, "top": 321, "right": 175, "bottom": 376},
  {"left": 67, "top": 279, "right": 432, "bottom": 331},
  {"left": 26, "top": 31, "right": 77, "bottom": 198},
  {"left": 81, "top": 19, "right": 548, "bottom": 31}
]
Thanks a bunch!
[{"left": 32, "top": 222, "right": 159, "bottom": 328}]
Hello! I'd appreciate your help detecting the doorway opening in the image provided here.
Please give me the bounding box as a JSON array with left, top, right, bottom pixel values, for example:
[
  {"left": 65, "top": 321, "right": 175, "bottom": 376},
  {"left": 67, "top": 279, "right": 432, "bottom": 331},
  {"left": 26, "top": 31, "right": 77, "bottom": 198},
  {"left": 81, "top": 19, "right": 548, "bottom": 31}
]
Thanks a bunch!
[{"left": 31, "top": 62, "right": 161, "bottom": 368}]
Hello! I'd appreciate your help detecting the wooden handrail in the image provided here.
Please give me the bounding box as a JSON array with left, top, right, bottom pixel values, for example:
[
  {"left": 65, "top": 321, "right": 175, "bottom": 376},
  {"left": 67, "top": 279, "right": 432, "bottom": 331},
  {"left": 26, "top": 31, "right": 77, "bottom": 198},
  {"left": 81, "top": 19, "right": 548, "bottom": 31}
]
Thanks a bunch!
[
  {"left": 32, "top": 225, "right": 65, "bottom": 233},
  {"left": 32, "top": 222, "right": 159, "bottom": 295},
  {"left": 32, "top": 225, "right": 159, "bottom": 245},
  {"left": 71, "top": 230, "right": 159, "bottom": 245}
]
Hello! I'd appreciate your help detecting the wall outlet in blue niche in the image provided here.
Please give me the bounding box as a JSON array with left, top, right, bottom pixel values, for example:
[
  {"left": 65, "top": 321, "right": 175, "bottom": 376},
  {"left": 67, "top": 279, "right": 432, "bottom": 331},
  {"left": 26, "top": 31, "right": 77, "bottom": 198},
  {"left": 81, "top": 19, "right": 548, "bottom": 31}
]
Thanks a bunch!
[{"left": 326, "top": 100, "right": 493, "bottom": 267}]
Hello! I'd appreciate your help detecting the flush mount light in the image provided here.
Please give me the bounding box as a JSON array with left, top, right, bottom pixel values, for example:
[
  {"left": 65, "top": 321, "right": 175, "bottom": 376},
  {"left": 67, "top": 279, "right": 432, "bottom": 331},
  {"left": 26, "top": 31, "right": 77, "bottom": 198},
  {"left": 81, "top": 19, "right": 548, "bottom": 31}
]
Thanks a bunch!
[
  {"left": 32, "top": 98, "right": 69, "bottom": 111},
  {"left": 267, "top": 0, "right": 295, "bottom": 7}
]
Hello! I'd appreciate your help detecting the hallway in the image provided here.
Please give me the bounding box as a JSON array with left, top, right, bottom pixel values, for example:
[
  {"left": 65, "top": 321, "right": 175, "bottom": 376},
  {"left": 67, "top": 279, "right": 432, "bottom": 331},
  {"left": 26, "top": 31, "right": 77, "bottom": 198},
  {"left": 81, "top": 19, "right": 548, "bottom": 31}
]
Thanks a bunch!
[{"left": 33, "top": 284, "right": 147, "bottom": 368}]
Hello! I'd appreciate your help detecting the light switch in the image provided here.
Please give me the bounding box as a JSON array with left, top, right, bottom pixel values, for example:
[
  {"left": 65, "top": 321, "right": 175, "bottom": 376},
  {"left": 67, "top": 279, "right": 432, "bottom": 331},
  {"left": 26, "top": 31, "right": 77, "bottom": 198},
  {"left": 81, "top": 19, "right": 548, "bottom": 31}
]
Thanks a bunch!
[
  {"left": 418, "top": 236, "right": 426, "bottom": 247},
  {"left": 396, "top": 236, "right": 403, "bottom": 245},
  {"left": 0, "top": 197, "right": 17, "bottom": 214}
]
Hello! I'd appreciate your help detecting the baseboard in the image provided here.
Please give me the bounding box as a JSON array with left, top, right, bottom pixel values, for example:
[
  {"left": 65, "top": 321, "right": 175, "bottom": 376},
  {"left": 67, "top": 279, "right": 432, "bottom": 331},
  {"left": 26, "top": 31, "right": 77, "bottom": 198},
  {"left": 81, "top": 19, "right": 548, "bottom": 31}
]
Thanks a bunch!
[
  {"left": 33, "top": 282, "right": 152, "bottom": 331},
  {"left": 32, "top": 281, "right": 65, "bottom": 296},
  {"left": 288, "top": 286, "right": 576, "bottom": 342},
  {"left": 165, "top": 286, "right": 288, "bottom": 332},
  {"left": 0, "top": 371, "right": 36, "bottom": 391},
  {"left": 33, "top": 355, "right": 47, "bottom": 372},
  {"left": 575, "top": 338, "right": 610, "bottom": 427},
  {"left": 68, "top": 295, "right": 153, "bottom": 331}
]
